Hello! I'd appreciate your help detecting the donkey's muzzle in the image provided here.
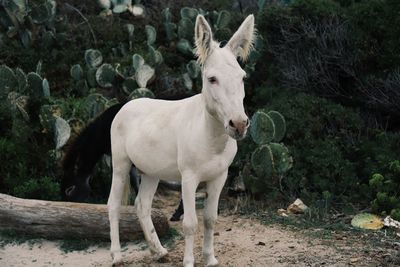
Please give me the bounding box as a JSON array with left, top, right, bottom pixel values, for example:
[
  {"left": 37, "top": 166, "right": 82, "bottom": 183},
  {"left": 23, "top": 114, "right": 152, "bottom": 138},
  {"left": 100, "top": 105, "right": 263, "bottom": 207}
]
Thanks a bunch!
[{"left": 229, "top": 118, "right": 249, "bottom": 139}]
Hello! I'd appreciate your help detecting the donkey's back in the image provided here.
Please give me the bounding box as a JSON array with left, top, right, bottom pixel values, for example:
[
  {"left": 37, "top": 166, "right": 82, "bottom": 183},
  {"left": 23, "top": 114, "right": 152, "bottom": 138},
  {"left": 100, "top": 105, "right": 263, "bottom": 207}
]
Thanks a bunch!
[{"left": 111, "top": 95, "right": 201, "bottom": 181}]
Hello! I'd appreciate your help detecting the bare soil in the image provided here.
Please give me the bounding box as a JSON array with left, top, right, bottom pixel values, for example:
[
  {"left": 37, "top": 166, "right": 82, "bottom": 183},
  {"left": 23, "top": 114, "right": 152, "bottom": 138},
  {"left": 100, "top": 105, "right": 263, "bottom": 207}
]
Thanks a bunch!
[{"left": 1, "top": 191, "right": 399, "bottom": 267}]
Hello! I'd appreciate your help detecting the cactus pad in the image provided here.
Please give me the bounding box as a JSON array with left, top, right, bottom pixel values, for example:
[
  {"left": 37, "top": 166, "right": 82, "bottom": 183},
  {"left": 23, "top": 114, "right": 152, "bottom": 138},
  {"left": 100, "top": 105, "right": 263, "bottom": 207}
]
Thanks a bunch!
[
  {"left": 95, "top": 64, "right": 115, "bottom": 88},
  {"left": 267, "top": 110, "right": 286, "bottom": 142},
  {"left": 85, "top": 49, "right": 103, "bottom": 68},
  {"left": 250, "top": 111, "right": 275, "bottom": 145},
  {"left": 0, "top": 65, "right": 18, "bottom": 98},
  {"left": 251, "top": 144, "right": 274, "bottom": 178},
  {"left": 135, "top": 64, "right": 154, "bottom": 88},
  {"left": 129, "top": 88, "right": 155, "bottom": 100}
]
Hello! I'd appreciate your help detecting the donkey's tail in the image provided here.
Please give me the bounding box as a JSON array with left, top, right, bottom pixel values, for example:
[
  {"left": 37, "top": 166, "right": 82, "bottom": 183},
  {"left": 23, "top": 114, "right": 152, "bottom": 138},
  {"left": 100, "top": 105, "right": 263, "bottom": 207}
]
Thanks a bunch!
[
  {"left": 61, "top": 103, "right": 125, "bottom": 198},
  {"left": 122, "top": 180, "right": 131, "bottom": 206}
]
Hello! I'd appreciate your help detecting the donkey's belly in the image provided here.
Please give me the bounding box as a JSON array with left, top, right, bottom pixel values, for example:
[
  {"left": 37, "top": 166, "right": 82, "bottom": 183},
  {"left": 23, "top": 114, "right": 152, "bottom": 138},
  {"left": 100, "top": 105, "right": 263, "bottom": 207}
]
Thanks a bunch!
[{"left": 125, "top": 124, "right": 181, "bottom": 181}]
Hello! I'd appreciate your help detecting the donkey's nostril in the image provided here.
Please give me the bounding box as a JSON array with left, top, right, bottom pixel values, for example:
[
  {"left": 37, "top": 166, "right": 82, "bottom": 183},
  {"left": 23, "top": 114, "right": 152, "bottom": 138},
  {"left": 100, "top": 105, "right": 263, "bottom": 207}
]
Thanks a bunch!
[
  {"left": 229, "top": 120, "right": 235, "bottom": 127},
  {"left": 245, "top": 119, "right": 250, "bottom": 126}
]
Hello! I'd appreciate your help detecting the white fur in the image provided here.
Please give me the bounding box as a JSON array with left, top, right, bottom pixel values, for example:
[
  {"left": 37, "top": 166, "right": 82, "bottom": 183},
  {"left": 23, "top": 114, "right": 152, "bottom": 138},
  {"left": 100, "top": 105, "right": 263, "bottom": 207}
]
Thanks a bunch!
[{"left": 107, "top": 14, "right": 256, "bottom": 267}]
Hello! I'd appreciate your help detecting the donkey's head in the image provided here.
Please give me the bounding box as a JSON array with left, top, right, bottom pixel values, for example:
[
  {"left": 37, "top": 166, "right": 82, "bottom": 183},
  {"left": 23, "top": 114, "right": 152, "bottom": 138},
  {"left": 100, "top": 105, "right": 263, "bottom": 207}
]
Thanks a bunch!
[{"left": 195, "top": 14, "right": 256, "bottom": 140}]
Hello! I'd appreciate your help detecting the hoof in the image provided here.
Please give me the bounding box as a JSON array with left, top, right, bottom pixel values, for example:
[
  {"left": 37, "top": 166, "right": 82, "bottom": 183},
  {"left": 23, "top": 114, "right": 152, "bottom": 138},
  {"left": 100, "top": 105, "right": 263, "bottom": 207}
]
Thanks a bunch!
[
  {"left": 183, "top": 257, "right": 194, "bottom": 267},
  {"left": 205, "top": 255, "right": 218, "bottom": 267},
  {"left": 111, "top": 251, "right": 123, "bottom": 267},
  {"left": 112, "top": 262, "right": 124, "bottom": 267},
  {"left": 153, "top": 247, "right": 168, "bottom": 260}
]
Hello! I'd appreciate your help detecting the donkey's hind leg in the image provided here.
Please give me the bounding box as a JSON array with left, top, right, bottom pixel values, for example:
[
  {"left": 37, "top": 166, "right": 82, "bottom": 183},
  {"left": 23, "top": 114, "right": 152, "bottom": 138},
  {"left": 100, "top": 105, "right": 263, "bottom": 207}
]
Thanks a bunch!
[
  {"left": 136, "top": 174, "right": 168, "bottom": 259},
  {"left": 107, "top": 156, "right": 131, "bottom": 266}
]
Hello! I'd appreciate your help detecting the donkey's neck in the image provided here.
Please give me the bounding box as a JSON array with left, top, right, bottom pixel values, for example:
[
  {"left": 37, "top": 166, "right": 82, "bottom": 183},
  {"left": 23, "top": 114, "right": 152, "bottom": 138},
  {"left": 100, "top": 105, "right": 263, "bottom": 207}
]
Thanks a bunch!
[{"left": 198, "top": 94, "right": 231, "bottom": 153}]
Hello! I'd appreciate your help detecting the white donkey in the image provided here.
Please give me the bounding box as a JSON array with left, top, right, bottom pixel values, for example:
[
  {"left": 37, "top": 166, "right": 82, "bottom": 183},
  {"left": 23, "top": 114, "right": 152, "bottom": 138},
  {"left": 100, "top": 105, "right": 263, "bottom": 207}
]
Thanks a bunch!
[{"left": 108, "top": 14, "right": 256, "bottom": 267}]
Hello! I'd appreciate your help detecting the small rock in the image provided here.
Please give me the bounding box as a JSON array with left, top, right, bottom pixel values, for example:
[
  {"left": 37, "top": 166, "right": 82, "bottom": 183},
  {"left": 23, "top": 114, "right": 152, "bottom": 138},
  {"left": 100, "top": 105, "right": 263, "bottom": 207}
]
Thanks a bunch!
[
  {"left": 214, "top": 232, "right": 220, "bottom": 236},
  {"left": 256, "top": 241, "right": 266, "bottom": 246},
  {"left": 350, "top": 257, "right": 360, "bottom": 263},
  {"left": 287, "top": 198, "right": 308, "bottom": 214},
  {"left": 278, "top": 208, "right": 289, "bottom": 217},
  {"left": 226, "top": 228, "right": 232, "bottom": 231}
]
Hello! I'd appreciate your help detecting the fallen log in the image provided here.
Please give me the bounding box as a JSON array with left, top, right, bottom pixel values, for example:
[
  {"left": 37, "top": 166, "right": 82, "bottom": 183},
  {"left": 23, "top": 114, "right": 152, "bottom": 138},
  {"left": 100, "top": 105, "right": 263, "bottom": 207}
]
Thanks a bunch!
[{"left": 0, "top": 193, "right": 169, "bottom": 241}]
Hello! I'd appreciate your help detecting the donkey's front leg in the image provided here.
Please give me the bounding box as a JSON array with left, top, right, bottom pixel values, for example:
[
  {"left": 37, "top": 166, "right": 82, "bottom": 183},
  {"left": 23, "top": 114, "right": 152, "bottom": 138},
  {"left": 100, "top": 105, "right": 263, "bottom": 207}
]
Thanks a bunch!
[
  {"left": 182, "top": 176, "right": 199, "bottom": 267},
  {"left": 203, "top": 171, "right": 228, "bottom": 267}
]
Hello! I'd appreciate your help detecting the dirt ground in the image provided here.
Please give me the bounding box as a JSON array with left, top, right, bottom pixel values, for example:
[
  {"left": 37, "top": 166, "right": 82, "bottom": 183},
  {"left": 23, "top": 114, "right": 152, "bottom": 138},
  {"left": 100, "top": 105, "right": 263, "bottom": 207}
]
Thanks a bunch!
[{"left": 1, "top": 191, "right": 398, "bottom": 267}]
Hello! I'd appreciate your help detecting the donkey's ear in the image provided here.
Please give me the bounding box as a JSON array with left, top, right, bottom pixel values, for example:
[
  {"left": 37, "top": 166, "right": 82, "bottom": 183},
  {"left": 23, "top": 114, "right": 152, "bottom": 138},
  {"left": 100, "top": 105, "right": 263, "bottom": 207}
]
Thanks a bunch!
[
  {"left": 194, "top": 15, "right": 215, "bottom": 65},
  {"left": 227, "top": 14, "right": 256, "bottom": 62}
]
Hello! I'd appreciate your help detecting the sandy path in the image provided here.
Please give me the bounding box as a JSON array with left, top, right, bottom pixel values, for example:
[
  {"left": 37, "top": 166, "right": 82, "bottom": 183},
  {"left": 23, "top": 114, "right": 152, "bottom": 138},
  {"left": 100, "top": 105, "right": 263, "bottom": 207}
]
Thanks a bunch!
[{"left": 0, "top": 192, "right": 385, "bottom": 267}]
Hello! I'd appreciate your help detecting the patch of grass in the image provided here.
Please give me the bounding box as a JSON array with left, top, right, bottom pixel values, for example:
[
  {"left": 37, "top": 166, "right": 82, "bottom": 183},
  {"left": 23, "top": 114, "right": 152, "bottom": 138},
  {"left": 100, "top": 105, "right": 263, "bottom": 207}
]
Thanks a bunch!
[
  {"left": 58, "top": 238, "right": 108, "bottom": 253},
  {"left": 0, "top": 229, "right": 42, "bottom": 248},
  {"left": 160, "top": 227, "right": 181, "bottom": 249}
]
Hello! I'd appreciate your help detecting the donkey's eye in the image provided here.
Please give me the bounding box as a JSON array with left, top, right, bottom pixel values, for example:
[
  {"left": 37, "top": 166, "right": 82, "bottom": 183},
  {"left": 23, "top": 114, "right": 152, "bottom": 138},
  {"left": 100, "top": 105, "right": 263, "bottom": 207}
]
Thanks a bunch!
[{"left": 208, "top": 76, "right": 218, "bottom": 84}]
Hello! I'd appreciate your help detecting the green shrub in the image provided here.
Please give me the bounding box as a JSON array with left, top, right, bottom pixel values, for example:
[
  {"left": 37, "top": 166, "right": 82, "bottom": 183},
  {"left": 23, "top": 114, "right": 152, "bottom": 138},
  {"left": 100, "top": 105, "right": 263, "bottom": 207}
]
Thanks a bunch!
[
  {"left": 12, "top": 176, "right": 60, "bottom": 201},
  {"left": 369, "top": 161, "right": 400, "bottom": 220},
  {"left": 257, "top": 0, "right": 400, "bottom": 117},
  {"left": 255, "top": 87, "right": 371, "bottom": 204}
]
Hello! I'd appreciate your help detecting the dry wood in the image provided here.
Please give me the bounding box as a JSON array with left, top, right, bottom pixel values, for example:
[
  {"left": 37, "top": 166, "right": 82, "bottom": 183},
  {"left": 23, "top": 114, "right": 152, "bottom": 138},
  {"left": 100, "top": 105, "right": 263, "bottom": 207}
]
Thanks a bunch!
[{"left": 0, "top": 193, "right": 169, "bottom": 241}]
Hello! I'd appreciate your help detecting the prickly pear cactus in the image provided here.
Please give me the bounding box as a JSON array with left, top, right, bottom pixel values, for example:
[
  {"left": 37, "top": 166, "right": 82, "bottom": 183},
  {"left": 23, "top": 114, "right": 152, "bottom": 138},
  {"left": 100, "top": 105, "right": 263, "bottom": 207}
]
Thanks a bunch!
[
  {"left": 135, "top": 64, "right": 155, "bottom": 88},
  {"left": 85, "top": 49, "right": 103, "bottom": 68},
  {"left": 129, "top": 88, "right": 155, "bottom": 100},
  {"left": 180, "top": 7, "right": 198, "bottom": 20},
  {"left": 145, "top": 25, "right": 156, "bottom": 46},
  {"left": 267, "top": 111, "right": 286, "bottom": 142},
  {"left": 216, "top": 10, "right": 231, "bottom": 29},
  {"left": 27, "top": 72, "right": 45, "bottom": 100},
  {"left": 95, "top": 64, "right": 115, "bottom": 88},
  {"left": 178, "top": 18, "right": 194, "bottom": 41},
  {"left": 85, "top": 93, "right": 108, "bottom": 118},
  {"left": 245, "top": 109, "right": 292, "bottom": 194},
  {"left": 132, "top": 54, "right": 145, "bottom": 71},
  {"left": 0, "top": 65, "right": 18, "bottom": 98},
  {"left": 148, "top": 46, "right": 163, "bottom": 66},
  {"left": 251, "top": 144, "right": 274, "bottom": 178},
  {"left": 70, "top": 64, "right": 84, "bottom": 81},
  {"left": 15, "top": 68, "right": 28, "bottom": 93},
  {"left": 176, "top": 39, "right": 193, "bottom": 56},
  {"left": 182, "top": 73, "right": 193, "bottom": 91},
  {"left": 122, "top": 77, "right": 138, "bottom": 95},
  {"left": 54, "top": 116, "right": 71, "bottom": 149},
  {"left": 269, "top": 143, "right": 293, "bottom": 174},
  {"left": 250, "top": 111, "right": 275, "bottom": 145},
  {"left": 186, "top": 60, "right": 201, "bottom": 79}
]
